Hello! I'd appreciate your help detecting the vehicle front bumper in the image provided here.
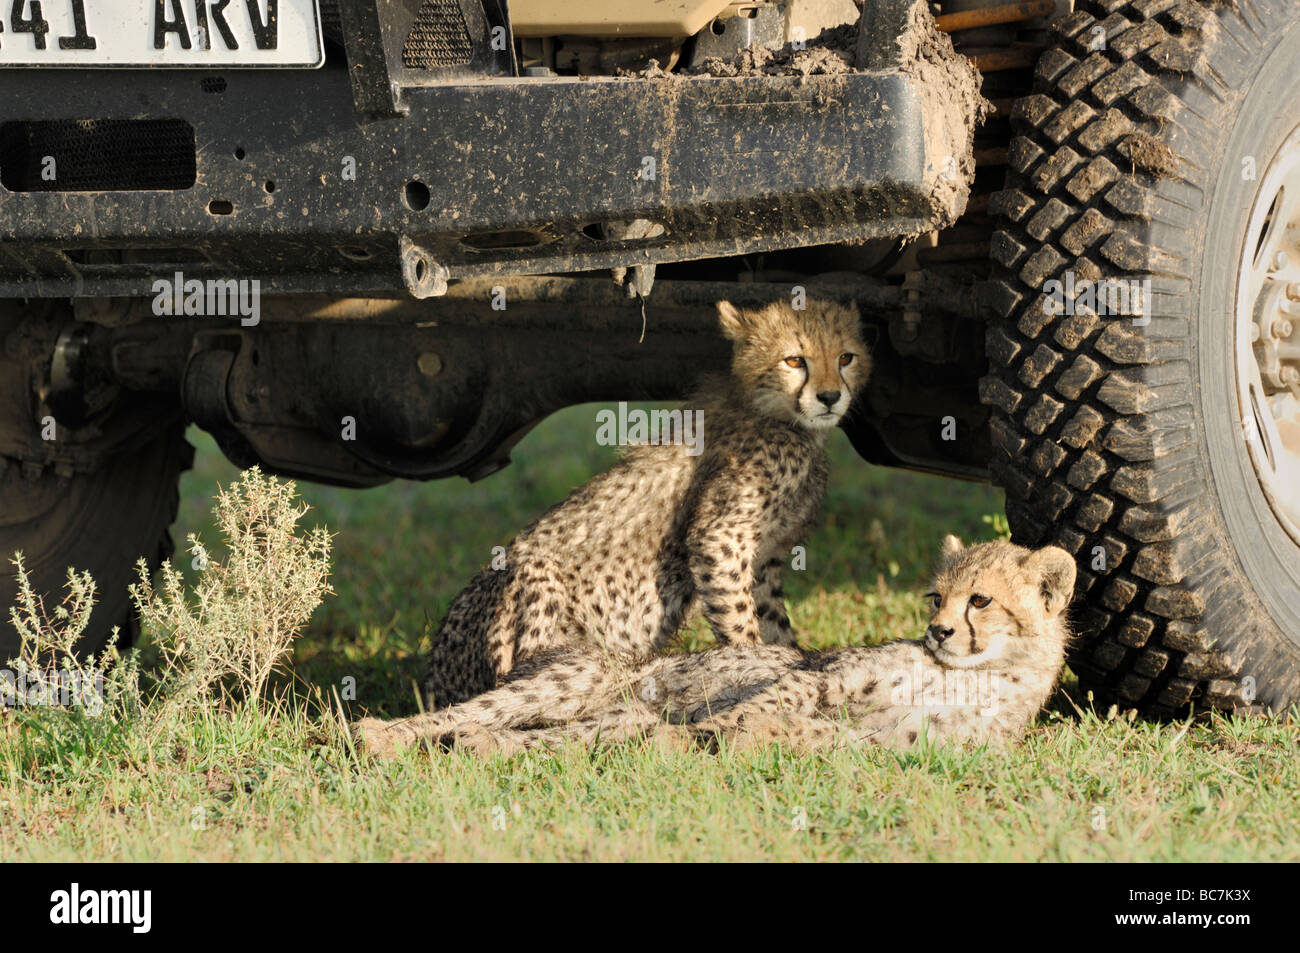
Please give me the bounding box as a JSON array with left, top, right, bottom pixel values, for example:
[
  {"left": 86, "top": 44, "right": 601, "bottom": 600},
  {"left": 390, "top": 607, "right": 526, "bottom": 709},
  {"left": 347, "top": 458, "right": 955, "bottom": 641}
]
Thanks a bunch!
[{"left": 0, "top": 1, "right": 983, "bottom": 298}]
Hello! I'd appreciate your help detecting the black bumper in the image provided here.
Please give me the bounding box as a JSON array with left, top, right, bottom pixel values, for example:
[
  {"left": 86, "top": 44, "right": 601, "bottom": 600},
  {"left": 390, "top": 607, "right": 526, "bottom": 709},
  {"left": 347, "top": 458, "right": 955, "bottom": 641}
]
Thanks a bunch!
[{"left": 0, "top": 13, "right": 979, "bottom": 298}]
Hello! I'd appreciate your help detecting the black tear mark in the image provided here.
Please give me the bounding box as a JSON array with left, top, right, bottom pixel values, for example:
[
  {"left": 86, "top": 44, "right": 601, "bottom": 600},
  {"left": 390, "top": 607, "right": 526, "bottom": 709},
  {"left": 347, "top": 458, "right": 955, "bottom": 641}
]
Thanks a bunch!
[{"left": 963, "top": 601, "right": 979, "bottom": 654}]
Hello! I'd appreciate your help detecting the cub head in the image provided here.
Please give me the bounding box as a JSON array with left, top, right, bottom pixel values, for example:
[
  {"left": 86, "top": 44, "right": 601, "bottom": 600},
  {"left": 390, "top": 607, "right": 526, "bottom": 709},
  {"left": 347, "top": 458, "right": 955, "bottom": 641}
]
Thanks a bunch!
[
  {"left": 717, "top": 298, "right": 869, "bottom": 431},
  {"left": 922, "top": 535, "right": 1076, "bottom": 669}
]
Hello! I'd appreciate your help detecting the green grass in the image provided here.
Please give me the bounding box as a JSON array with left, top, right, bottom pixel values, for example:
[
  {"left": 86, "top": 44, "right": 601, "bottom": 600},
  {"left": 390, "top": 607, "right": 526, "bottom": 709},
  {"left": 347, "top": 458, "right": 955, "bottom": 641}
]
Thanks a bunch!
[{"left": 3, "top": 406, "right": 1298, "bottom": 861}]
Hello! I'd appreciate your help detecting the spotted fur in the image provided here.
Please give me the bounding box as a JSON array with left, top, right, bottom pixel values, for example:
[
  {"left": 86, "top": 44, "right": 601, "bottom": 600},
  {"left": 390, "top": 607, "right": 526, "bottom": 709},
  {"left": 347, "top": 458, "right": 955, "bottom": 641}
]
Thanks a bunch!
[
  {"left": 420, "top": 298, "right": 869, "bottom": 708},
  {"left": 355, "top": 538, "right": 1074, "bottom": 757}
]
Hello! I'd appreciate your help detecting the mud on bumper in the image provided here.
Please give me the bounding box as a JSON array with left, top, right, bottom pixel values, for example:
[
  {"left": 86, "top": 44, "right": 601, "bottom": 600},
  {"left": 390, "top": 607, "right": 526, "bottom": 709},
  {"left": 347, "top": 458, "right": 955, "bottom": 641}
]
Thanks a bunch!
[{"left": 0, "top": 0, "right": 983, "bottom": 299}]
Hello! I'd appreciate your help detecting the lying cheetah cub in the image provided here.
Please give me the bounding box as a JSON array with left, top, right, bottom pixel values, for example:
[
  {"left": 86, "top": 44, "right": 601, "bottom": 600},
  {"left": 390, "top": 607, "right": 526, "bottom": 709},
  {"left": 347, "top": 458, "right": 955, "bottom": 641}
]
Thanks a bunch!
[
  {"left": 420, "top": 298, "right": 868, "bottom": 708},
  {"left": 354, "top": 536, "right": 1074, "bottom": 757}
]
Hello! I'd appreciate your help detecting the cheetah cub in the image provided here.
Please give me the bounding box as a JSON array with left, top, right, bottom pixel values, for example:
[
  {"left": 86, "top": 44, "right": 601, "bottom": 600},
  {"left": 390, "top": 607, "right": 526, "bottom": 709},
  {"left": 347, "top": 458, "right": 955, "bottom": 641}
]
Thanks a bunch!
[
  {"left": 419, "top": 298, "right": 868, "bottom": 709},
  {"left": 354, "top": 536, "right": 1074, "bottom": 757}
]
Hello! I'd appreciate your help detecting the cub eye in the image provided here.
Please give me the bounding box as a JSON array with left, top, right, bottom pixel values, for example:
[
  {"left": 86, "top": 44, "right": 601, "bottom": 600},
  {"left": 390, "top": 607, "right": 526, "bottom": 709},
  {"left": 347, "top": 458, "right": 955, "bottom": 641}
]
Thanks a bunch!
[
  {"left": 970, "top": 594, "right": 992, "bottom": 609},
  {"left": 838, "top": 353, "right": 855, "bottom": 367},
  {"left": 784, "top": 356, "right": 806, "bottom": 369},
  {"left": 925, "top": 592, "right": 941, "bottom": 611}
]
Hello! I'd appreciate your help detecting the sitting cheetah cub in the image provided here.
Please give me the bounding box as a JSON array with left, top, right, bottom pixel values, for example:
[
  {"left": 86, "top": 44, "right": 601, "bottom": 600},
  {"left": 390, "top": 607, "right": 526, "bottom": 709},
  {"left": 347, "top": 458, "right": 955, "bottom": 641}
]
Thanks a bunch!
[
  {"left": 420, "top": 298, "right": 868, "bottom": 709},
  {"left": 354, "top": 536, "right": 1074, "bottom": 757}
]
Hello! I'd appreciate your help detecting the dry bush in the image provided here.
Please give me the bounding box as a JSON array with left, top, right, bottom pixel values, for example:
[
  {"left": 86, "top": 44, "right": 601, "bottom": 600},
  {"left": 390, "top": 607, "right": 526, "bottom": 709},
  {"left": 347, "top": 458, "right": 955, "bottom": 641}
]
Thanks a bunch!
[
  {"left": 5, "top": 466, "right": 332, "bottom": 731},
  {"left": 131, "top": 466, "right": 332, "bottom": 714}
]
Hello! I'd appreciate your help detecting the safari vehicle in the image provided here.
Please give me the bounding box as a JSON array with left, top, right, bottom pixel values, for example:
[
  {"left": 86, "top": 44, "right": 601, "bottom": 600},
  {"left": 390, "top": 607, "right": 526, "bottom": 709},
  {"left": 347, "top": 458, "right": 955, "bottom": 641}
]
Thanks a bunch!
[{"left": 2, "top": 0, "right": 1297, "bottom": 716}]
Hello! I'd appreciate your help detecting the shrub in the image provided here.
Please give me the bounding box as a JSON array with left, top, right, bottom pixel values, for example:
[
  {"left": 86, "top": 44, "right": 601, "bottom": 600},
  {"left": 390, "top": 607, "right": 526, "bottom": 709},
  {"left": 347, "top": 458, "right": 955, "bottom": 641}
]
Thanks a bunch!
[
  {"left": 131, "top": 466, "right": 332, "bottom": 714},
  {"left": 4, "top": 466, "right": 331, "bottom": 732}
]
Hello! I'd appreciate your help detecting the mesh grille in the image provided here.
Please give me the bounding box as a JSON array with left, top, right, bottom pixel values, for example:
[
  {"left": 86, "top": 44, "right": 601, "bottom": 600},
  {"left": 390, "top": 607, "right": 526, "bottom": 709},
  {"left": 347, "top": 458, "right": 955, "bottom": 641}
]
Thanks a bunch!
[
  {"left": 0, "top": 119, "right": 196, "bottom": 192},
  {"left": 403, "top": 0, "right": 473, "bottom": 69},
  {"left": 318, "top": 0, "right": 343, "bottom": 42}
]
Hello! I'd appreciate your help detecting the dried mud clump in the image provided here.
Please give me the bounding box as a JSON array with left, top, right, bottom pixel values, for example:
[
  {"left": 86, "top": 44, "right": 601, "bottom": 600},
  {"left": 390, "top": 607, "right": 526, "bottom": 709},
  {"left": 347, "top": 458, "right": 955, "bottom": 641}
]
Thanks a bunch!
[
  {"left": 621, "top": 1, "right": 988, "bottom": 231},
  {"left": 1118, "top": 133, "right": 1180, "bottom": 179},
  {"left": 623, "top": 21, "right": 858, "bottom": 79},
  {"left": 689, "top": 22, "right": 858, "bottom": 77}
]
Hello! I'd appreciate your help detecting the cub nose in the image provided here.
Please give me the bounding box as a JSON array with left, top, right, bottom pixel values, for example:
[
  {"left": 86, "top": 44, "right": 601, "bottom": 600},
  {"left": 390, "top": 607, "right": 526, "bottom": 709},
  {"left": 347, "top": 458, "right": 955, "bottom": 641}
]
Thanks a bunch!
[
  {"left": 816, "top": 390, "right": 841, "bottom": 408},
  {"left": 927, "top": 624, "right": 954, "bottom": 644}
]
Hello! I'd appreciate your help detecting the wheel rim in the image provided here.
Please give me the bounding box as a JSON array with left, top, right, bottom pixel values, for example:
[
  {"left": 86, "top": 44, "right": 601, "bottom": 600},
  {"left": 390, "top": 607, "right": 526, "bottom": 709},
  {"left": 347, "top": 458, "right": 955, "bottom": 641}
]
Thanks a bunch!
[{"left": 1235, "top": 122, "right": 1300, "bottom": 547}]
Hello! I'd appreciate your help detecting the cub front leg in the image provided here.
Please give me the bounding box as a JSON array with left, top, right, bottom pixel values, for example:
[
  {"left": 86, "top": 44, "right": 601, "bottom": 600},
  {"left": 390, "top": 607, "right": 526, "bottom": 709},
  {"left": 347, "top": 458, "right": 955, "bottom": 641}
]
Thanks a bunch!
[
  {"left": 754, "top": 557, "right": 796, "bottom": 647},
  {"left": 453, "top": 712, "right": 692, "bottom": 754},
  {"left": 687, "top": 462, "right": 805, "bottom": 648},
  {"left": 352, "top": 652, "right": 605, "bottom": 759},
  {"left": 687, "top": 667, "right": 826, "bottom": 731},
  {"left": 686, "top": 484, "right": 765, "bottom": 646},
  {"left": 688, "top": 528, "right": 762, "bottom": 645},
  {"left": 697, "top": 711, "right": 846, "bottom": 753}
]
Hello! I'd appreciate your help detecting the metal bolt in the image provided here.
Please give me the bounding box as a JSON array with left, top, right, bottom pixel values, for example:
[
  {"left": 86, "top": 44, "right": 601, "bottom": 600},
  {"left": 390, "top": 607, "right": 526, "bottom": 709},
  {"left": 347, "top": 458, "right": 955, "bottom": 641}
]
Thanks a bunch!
[
  {"left": 1274, "top": 319, "right": 1295, "bottom": 338},
  {"left": 1274, "top": 250, "right": 1290, "bottom": 271},
  {"left": 1288, "top": 282, "right": 1300, "bottom": 300},
  {"left": 1283, "top": 366, "right": 1299, "bottom": 383},
  {"left": 899, "top": 311, "right": 921, "bottom": 342},
  {"left": 417, "top": 352, "right": 443, "bottom": 377}
]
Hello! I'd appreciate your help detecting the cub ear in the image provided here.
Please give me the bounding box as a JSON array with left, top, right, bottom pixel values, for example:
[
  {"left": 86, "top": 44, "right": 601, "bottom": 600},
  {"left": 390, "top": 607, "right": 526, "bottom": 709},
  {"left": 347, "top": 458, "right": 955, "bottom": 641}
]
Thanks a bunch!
[
  {"left": 1021, "top": 546, "right": 1077, "bottom": 616},
  {"left": 717, "top": 301, "right": 747, "bottom": 341},
  {"left": 940, "top": 534, "right": 964, "bottom": 561}
]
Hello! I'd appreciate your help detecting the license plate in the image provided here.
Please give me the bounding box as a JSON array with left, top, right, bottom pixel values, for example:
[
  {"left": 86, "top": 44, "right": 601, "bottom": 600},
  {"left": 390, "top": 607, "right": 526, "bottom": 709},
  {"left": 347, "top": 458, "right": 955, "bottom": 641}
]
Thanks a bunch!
[{"left": 0, "top": 0, "right": 323, "bottom": 68}]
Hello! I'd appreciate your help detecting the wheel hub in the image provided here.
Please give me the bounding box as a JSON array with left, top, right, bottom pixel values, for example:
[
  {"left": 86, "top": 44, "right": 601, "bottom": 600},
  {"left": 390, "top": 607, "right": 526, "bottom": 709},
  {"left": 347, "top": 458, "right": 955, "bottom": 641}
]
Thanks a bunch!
[{"left": 1236, "top": 123, "right": 1300, "bottom": 545}]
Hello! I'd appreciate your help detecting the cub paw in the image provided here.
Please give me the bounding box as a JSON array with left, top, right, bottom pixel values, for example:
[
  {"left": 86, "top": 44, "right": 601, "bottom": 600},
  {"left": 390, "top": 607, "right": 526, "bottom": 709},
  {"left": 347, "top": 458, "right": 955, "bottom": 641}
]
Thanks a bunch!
[{"left": 350, "top": 717, "right": 418, "bottom": 760}]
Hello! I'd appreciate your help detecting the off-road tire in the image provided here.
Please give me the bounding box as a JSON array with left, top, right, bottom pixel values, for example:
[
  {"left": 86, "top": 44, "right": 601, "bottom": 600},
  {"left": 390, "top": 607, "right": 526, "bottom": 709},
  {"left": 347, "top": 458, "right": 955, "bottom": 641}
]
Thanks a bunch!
[
  {"left": 983, "top": 0, "right": 1300, "bottom": 713},
  {"left": 0, "top": 310, "right": 190, "bottom": 662}
]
